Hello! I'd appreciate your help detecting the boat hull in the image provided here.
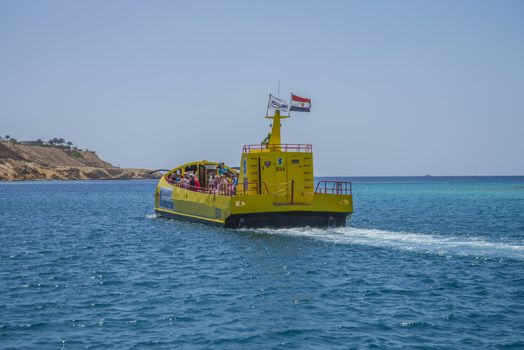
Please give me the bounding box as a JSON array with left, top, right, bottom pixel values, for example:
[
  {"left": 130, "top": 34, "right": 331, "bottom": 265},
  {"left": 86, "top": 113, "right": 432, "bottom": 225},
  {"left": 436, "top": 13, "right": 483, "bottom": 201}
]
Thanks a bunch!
[
  {"left": 155, "top": 208, "right": 349, "bottom": 228},
  {"left": 155, "top": 208, "right": 225, "bottom": 226},
  {"left": 155, "top": 177, "right": 353, "bottom": 229},
  {"left": 225, "top": 211, "right": 349, "bottom": 228}
]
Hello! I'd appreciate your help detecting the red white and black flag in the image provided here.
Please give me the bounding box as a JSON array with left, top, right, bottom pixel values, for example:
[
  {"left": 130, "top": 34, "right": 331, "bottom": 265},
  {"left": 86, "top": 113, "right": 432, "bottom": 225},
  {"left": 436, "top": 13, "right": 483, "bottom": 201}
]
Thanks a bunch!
[{"left": 290, "top": 94, "right": 311, "bottom": 112}]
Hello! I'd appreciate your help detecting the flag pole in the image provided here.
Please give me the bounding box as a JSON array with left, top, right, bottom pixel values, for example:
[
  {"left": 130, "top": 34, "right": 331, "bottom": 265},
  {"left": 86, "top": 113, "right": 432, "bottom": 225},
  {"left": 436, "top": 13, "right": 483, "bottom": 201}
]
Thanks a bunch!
[
  {"left": 289, "top": 92, "right": 292, "bottom": 118},
  {"left": 266, "top": 93, "right": 271, "bottom": 117}
]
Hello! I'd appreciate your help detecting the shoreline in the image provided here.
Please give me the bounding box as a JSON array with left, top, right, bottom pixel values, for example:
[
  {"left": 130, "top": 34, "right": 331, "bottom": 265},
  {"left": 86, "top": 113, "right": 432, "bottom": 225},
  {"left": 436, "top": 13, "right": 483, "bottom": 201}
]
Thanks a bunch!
[{"left": 0, "top": 141, "right": 161, "bottom": 181}]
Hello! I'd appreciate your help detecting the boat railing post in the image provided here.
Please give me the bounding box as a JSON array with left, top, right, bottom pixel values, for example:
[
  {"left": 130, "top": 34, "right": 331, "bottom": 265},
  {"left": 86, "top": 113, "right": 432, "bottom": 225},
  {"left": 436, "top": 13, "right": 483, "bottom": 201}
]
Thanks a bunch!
[{"left": 291, "top": 180, "right": 294, "bottom": 204}]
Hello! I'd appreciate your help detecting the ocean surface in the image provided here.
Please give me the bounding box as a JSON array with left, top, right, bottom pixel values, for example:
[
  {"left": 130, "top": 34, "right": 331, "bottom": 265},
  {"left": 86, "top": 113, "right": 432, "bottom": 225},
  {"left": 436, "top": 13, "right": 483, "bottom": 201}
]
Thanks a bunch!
[{"left": 1, "top": 176, "right": 523, "bottom": 349}]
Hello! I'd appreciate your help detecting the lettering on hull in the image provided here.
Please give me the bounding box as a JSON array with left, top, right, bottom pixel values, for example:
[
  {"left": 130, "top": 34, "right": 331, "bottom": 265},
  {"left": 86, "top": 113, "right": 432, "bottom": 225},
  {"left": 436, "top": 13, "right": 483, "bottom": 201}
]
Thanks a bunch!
[{"left": 159, "top": 187, "right": 174, "bottom": 210}]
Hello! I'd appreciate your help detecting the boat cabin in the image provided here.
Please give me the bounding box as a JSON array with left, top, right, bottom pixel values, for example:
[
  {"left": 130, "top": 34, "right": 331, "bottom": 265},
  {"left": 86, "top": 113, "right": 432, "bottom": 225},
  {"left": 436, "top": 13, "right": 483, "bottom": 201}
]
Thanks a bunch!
[
  {"left": 238, "top": 144, "right": 314, "bottom": 204},
  {"left": 164, "top": 161, "right": 237, "bottom": 190}
]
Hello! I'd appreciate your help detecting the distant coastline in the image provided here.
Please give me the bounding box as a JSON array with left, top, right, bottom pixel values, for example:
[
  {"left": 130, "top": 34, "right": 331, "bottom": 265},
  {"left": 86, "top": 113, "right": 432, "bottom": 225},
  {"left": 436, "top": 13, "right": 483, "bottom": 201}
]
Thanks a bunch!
[{"left": 0, "top": 138, "right": 160, "bottom": 181}]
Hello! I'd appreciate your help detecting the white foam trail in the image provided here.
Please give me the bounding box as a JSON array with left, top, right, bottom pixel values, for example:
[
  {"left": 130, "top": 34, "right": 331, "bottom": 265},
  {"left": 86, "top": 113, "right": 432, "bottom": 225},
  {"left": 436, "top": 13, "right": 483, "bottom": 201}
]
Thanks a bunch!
[
  {"left": 146, "top": 214, "right": 157, "bottom": 219},
  {"left": 248, "top": 227, "right": 524, "bottom": 260}
]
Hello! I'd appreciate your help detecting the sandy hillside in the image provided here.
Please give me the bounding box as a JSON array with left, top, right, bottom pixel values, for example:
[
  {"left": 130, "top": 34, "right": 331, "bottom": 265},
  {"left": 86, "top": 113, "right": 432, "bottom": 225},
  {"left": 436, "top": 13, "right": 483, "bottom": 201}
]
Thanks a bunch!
[{"left": 0, "top": 141, "right": 160, "bottom": 181}]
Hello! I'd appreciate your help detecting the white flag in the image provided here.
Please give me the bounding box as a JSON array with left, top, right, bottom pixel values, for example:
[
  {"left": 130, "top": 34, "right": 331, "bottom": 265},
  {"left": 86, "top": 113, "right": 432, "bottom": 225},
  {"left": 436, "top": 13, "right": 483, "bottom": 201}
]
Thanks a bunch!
[{"left": 268, "top": 94, "right": 288, "bottom": 112}]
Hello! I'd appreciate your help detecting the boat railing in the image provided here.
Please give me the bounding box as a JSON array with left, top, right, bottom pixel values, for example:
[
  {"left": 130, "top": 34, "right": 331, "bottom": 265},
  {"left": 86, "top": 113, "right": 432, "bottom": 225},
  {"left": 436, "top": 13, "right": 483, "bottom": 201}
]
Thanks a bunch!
[
  {"left": 314, "top": 180, "right": 352, "bottom": 195},
  {"left": 166, "top": 178, "right": 351, "bottom": 196},
  {"left": 242, "top": 144, "right": 312, "bottom": 153},
  {"left": 167, "top": 179, "right": 266, "bottom": 197},
  {"left": 169, "top": 182, "right": 210, "bottom": 193},
  {"left": 236, "top": 180, "right": 270, "bottom": 195}
]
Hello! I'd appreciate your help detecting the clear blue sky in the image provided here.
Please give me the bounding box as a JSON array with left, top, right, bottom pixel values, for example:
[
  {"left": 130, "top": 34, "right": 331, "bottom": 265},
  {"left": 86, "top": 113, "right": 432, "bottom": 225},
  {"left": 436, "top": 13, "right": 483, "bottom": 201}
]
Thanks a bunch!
[{"left": 1, "top": 0, "right": 523, "bottom": 175}]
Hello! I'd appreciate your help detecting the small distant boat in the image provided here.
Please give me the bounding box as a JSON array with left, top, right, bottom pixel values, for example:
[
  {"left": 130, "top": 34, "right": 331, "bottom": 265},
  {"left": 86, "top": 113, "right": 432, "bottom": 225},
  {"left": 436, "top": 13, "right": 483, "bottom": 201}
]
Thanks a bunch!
[{"left": 154, "top": 96, "right": 353, "bottom": 228}]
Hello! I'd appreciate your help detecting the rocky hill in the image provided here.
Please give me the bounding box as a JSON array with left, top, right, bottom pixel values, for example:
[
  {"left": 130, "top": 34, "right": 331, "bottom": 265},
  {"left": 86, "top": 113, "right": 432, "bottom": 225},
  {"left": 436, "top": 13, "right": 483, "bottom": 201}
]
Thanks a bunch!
[{"left": 0, "top": 141, "right": 160, "bottom": 181}]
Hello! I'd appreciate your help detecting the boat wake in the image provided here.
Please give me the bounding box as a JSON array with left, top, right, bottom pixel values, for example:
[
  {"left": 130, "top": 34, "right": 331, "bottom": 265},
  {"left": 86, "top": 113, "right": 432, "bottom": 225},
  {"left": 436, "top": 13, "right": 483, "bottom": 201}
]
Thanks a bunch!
[{"left": 247, "top": 226, "right": 524, "bottom": 260}]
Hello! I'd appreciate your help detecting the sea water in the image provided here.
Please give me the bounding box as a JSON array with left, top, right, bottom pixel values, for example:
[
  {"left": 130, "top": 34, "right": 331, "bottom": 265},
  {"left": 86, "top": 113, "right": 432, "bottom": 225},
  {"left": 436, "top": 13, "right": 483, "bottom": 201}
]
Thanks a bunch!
[{"left": 0, "top": 177, "right": 523, "bottom": 349}]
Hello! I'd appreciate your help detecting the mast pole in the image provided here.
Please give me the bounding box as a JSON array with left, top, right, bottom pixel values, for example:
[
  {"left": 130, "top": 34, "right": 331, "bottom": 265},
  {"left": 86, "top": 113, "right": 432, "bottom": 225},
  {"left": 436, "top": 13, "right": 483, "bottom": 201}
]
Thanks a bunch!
[
  {"left": 289, "top": 92, "right": 292, "bottom": 118},
  {"left": 269, "top": 109, "right": 281, "bottom": 149},
  {"left": 265, "top": 92, "right": 290, "bottom": 152}
]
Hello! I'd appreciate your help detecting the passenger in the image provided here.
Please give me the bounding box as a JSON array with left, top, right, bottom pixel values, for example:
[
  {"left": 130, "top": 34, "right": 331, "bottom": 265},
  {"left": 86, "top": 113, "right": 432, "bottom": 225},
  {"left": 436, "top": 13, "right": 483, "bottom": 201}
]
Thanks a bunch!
[
  {"left": 179, "top": 174, "right": 190, "bottom": 189},
  {"left": 192, "top": 174, "right": 201, "bottom": 190},
  {"left": 217, "top": 162, "right": 227, "bottom": 176},
  {"left": 208, "top": 175, "right": 214, "bottom": 189},
  {"left": 219, "top": 174, "right": 228, "bottom": 195},
  {"left": 209, "top": 175, "right": 219, "bottom": 193},
  {"left": 232, "top": 173, "right": 238, "bottom": 195},
  {"left": 226, "top": 174, "right": 233, "bottom": 196},
  {"left": 188, "top": 174, "right": 200, "bottom": 191}
]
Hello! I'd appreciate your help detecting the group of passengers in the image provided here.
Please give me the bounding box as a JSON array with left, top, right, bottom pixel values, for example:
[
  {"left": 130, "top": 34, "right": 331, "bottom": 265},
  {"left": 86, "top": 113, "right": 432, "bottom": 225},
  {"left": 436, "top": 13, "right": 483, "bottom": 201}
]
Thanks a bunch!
[
  {"left": 167, "top": 172, "right": 201, "bottom": 190},
  {"left": 209, "top": 173, "right": 238, "bottom": 196},
  {"left": 166, "top": 162, "right": 238, "bottom": 195}
]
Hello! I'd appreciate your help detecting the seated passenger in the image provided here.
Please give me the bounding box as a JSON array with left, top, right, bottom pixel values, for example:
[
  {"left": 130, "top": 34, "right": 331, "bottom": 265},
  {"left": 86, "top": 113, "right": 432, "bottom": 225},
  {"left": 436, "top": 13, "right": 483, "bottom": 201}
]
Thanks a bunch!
[
  {"left": 189, "top": 173, "right": 200, "bottom": 190},
  {"left": 179, "top": 174, "right": 190, "bottom": 188},
  {"left": 211, "top": 175, "right": 221, "bottom": 193},
  {"left": 192, "top": 174, "right": 201, "bottom": 190}
]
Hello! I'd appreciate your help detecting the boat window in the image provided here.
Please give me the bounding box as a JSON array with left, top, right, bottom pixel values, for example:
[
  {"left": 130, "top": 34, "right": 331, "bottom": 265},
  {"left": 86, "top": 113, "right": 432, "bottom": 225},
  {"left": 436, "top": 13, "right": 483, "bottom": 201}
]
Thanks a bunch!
[
  {"left": 185, "top": 165, "right": 197, "bottom": 173},
  {"left": 198, "top": 164, "right": 206, "bottom": 188}
]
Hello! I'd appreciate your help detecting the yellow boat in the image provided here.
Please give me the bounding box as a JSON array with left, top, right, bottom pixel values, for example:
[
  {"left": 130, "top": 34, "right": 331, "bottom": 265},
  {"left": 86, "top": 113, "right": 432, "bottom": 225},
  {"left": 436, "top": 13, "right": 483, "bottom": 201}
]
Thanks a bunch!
[{"left": 154, "top": 109, "right": 353, "bottom": 228}]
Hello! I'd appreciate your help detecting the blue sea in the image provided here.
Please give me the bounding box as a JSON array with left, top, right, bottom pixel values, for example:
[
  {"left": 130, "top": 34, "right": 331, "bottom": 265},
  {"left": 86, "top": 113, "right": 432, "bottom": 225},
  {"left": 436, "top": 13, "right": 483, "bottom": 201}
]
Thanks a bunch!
[{"left": 1, "top": 177, "right": 523, "bottom": 349}]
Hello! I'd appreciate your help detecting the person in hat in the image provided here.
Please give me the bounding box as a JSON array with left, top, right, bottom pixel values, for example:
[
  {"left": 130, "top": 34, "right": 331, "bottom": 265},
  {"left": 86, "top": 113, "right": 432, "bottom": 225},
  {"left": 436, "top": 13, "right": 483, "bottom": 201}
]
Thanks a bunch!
[
  {"left": 218, "top": 162, "right": 227, "bottom": 175},
  {"left": 179, "top": 173, "right": 190, "bottom": 189},
  {"left": 189, "top": 173, "right": 200, "bottom": 191}
]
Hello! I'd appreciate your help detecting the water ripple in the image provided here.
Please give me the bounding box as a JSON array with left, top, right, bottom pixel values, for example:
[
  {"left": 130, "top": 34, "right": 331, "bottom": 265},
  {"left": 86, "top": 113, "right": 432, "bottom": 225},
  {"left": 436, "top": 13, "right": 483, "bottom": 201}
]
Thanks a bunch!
[{"left": 0, "top": 179, "right": 523, "bottom": 349}]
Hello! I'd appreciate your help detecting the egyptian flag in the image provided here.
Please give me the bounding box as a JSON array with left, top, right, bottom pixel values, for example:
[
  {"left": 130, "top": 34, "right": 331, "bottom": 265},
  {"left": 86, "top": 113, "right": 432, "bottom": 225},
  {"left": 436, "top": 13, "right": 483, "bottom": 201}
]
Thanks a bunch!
[{"left": 290, "top": 94, "right": 311, "bottom": 112}]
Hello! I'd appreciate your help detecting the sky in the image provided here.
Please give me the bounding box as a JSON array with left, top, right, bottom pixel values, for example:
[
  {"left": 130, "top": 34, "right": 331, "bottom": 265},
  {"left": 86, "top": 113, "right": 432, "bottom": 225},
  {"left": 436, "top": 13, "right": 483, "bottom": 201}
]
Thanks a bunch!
[{"left": 1, "top": 0, "right": 523, "bottom": 176}]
